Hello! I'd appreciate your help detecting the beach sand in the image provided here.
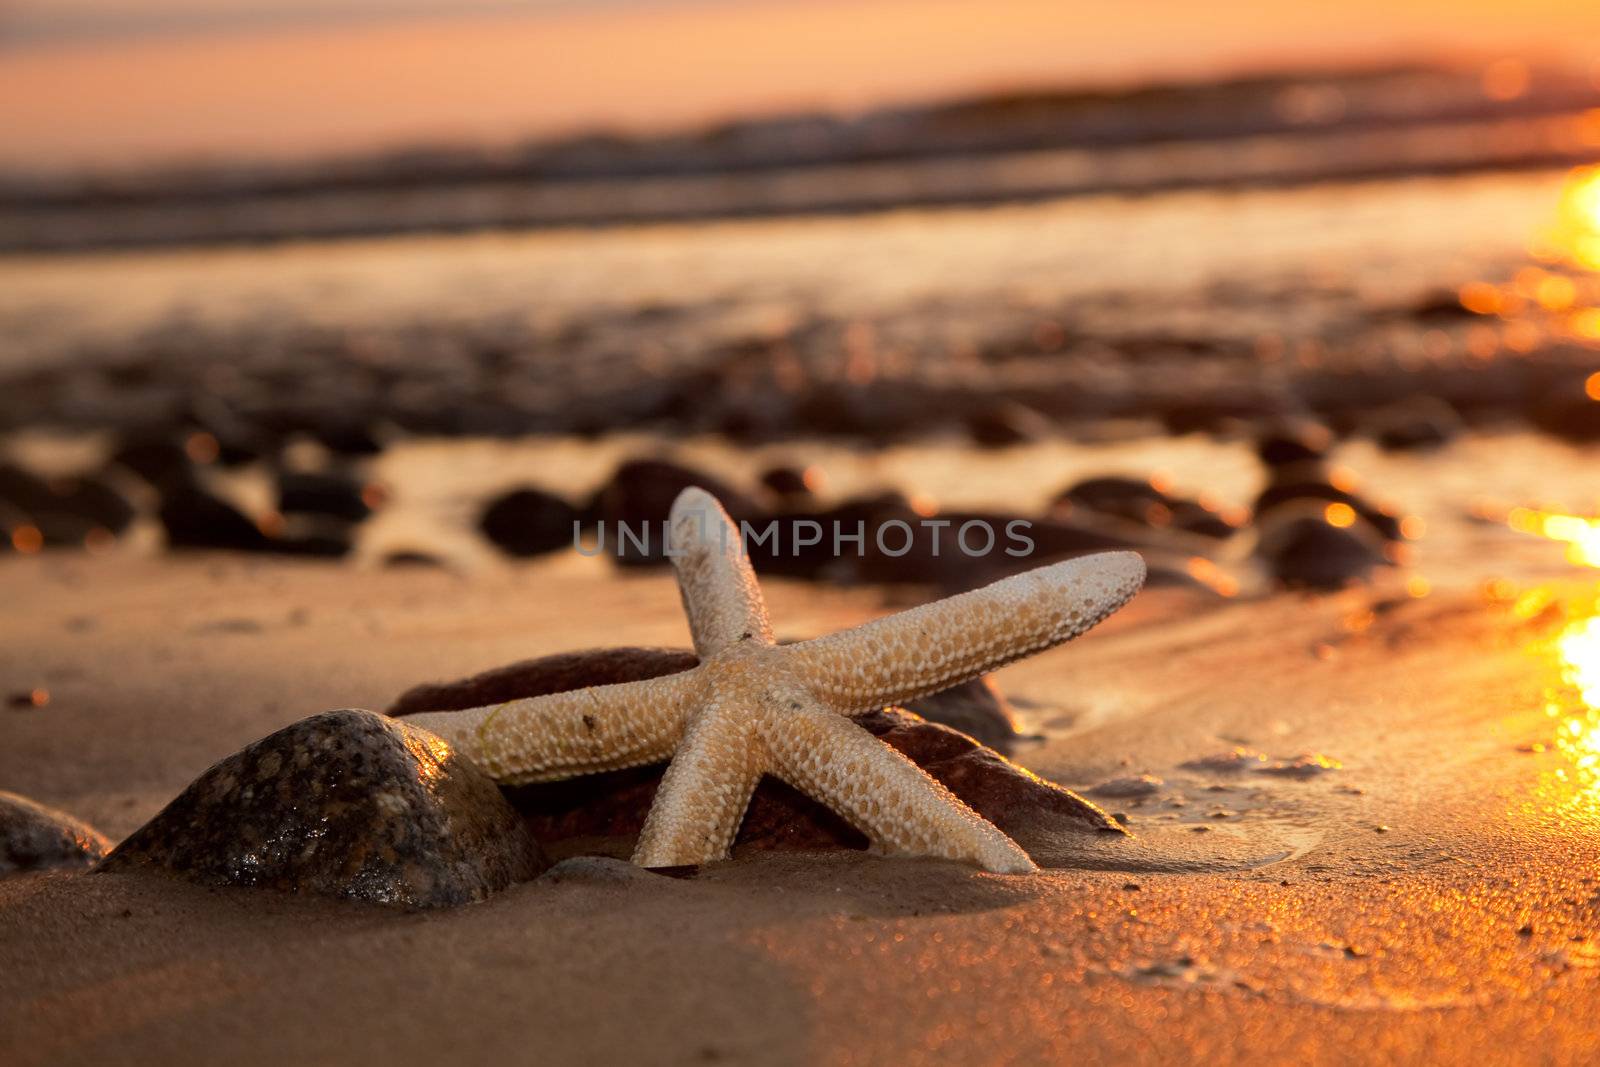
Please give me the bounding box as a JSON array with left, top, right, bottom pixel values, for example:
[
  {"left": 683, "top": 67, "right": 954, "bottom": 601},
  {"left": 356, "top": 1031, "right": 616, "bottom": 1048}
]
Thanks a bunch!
[{"left": 4, "top": 550, "right": 1599, "bottom": 1065}]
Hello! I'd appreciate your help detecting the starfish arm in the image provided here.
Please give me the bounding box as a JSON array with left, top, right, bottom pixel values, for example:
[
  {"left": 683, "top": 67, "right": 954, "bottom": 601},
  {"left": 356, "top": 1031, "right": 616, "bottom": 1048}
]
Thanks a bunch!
[
  {"left": 404, "top": 668, "right": 705, "bottom": 785},
  {"left": 668, "top": 486, "right": 774, "bottom": 656},
  {"left": 786, "top": 551, "right": 1146, "bottom": 713},
  {"left": 760, "top": 692, "right": 1036, "bottom": 873},
  {"left": 633, "top": 702, "right": 766, "bottom": 868}
]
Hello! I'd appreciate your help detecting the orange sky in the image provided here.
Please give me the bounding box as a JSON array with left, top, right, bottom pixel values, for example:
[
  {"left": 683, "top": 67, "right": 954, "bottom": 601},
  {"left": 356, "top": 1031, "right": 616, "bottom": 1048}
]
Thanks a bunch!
[{"left": 3, "top": 0, "right": 1600, "bottom": 173}]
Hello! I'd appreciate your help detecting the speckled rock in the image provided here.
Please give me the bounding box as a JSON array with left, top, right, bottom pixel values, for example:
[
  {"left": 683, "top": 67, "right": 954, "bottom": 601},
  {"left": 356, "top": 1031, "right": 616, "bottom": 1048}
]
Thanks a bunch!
[
  {"left": 388, "top": 648, "right": 1121, "bottom": 858},
  {"left": 98, "top": 709, "right": 547, "bottom": 906},
  {"left": 0, "top": 791, "right": 111, "bottom": 875},
  {"left": 388, "top": 647, "right": 701, "bottom": 717}
]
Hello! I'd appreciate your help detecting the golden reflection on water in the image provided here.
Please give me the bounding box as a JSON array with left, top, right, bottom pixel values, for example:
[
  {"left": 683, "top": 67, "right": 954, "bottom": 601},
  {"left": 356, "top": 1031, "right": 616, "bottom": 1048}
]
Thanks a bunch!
[
  {"left": 1538, "top": 165, "right": 1600, "bottom": 272},
  {"left": 1536, "top": 596, "right": 1600, "bottom": 809}
]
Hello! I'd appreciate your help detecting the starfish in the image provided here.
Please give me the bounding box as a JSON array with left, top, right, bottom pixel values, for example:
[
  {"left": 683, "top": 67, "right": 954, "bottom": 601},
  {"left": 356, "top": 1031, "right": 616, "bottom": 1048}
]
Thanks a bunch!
[{"left": 407, "top": 488, "right": 1145, "bottom": 873}]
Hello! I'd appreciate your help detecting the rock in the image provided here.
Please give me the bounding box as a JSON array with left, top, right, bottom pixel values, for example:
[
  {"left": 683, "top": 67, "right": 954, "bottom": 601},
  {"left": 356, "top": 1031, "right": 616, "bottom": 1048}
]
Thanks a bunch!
[
  {"left": 388, "top": 646, "right": 700, "bottom": 717},
  {"left": 1366, "top": 396, "right": 1463, "bottom": 452},
  {"left": 98, "top": 709, "right": 547, "bottom": 906},
  {"left": 1084, "top": 774, "right": 1164, "bottom": 799},
  {"left": 388, "top": 647, "right": 1123, "bottom": 861},
  {"left": 1169, "top": 501, "right": 1245, "bottom": 539},
  {"left": 477, "top": 486, "right": 580, "bottom": 558},
  {"left": 1527, "top": 380, "right": 1600, "bottom": 442},
  {"left": 537, "top": 855, "right": 664, "bottom": 885},
  {"left": 588, "top": 459, "right": 763, "bottom": 566},
  {"left": 157, "top": 479, "right": 272, "bottom": 551},
  {"left": 1252, "top": 480, "right": 1406, "bottom": 541},
  {"left": 1052, "top": 476, "right": 1173, "bottom": 526},
  {"left": 0, "top": 462, "right": 136, "bottom": 545},
  {"left": 1256, "top": 422, "right": 1333, "bottom": 467},
  {"left": 964, "top": 401, "right": 1055, "bottom": 448},
  {"left": 744, "top": 491, "right": 914, "bottom": 583},
  {"left": 0, "top": 791, "right": 111, "bottom": 875},
  {"left": 108, "top": 432, "right": 198, "bottom": 486},
  {"left": 903, "top": 676, "right": 1021, "bottom": 749},
  {"left": 758, "top": 464, "right": 824, "bottom": 504},
  {"left": 277, "top": 470, "right": 380, "bottom": 522},
  {"left": 1254, "top": 505, "right": 1389, "bottom": 590},
  {"left": 1052, "top": 476, "right": 1244, "bottom": 540}
]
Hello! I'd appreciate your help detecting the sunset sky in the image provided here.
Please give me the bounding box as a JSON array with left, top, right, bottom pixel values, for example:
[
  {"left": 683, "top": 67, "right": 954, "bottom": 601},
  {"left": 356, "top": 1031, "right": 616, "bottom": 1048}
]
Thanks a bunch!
[{"left": 4, "top": 0, "right": 1600, "bottom": 173}]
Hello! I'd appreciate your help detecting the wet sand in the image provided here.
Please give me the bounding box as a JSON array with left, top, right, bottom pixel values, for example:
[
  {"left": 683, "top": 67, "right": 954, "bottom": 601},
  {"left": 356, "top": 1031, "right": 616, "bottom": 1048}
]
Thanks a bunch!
[{"left": 3, "top": 551, "right": 1599, "bottom": 1065}]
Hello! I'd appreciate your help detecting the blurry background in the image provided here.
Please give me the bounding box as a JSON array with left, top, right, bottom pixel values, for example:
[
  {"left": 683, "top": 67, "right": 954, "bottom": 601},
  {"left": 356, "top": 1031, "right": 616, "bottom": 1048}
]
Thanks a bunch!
[{"left": 3, "top": 0, "right": 1600, "bottom": 594}]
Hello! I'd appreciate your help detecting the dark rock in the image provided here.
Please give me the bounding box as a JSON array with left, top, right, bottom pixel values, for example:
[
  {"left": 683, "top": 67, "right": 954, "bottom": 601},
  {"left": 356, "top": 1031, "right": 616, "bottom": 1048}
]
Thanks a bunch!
[
  {"left": 1052, "top": 475, "right": 1244, "bottom": 540},
  {"left": 309, "top": 418, "right": 389, "bottom": 457},
  {"left": 0, "top": 791, "right": 111, "bottom": 875},
  {"left": 382, "top": 549, "right": 448, "bottom": 568},
  {"left": 758, "top": 464, "right": 823, "bottom": 504},
  {"left": 1256, "top": 422, "right": 1333, "bottom": 467},
  {"left": 1255, "top": 505, "right": 1389, "bottom": 590},
  {"left": 478, "top": 487, "right": 580, "bottom": 558},
  {"left": 1527, "top": 380, "right": 1600, "bottom": 442},
  {"left": 388, "top": 646, "right": 700, "bottom": 717},
  {"left": 388, "top": 647, "right": 1121, "bottom": 861},
  {"left": 1366, "top": 395, "right": 1463, "bottom": 452},
  {"left": 98, "top": 709, "right": 547, "bottom": 906},
  {"left": 157, "top": 479, "right": 271, "bottom": 551},
  {"left": 588, "top": 459, "right": 763, "bottom": 566},
  {"left": 108, "top": 433, "right": 197, "bottom": 486},
  {"left": 270, "top": 523, "right": 356, "bottom": 559},
  {"left": 277, "top": 470, "right": 379, "bottom": 522},
  {"left": 1052, "top": 475, "right": 1174, "bottom": 527},
  {"left": 1253, "top": 480, "right": 1406, "bottom": 541},
  {"left": 964, "top": 401, "right": 1054, "bottom": 448},
  {"left": 1169, "top": 501, "right": 1246, "bottom": 539},
  {"left": 0, "top": 463, "right": 136, "bottom": 545},
  {"left": 903, "top": 675, "right": 1021, "bottom": 749}
]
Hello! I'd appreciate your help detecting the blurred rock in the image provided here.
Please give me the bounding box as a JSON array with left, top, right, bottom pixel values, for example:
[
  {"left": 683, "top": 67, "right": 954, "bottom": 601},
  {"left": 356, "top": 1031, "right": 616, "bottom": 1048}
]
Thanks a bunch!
[
  {"left": 758, "top": 464, "right": 824, "bottom": 505},
  {"left": 1253, "top": 480, "right": 1406, "bottom": 541},
  {"left": 1053, "top": 476, "right": 1174, "bottom": 526},
  {"left": 0, "top": 791, "right": 111, "bottom": 876},
  {"left": 589, "top": 459, "right": 764, "bottom": 566},
  {"left": 1528, "top": 381, "right": 1600, "bottom": 442},
  {"left": 277, "top": 470, "right": 379, "bottom": 522},
  {"left": 157, "top": 479, "right": 271, "bottom": 552},
  {"left": 0, "top": 462, "right": 135, "bottom": 545},
  {"left": 1254, "top": 504, "right": 1389, "bottom": 590},
  {"left": 108, "top": 433, "right": 198, "bottom": 486},
  {"left": 478, "top": 487, "right": 580, "bottom": 558},
  {"left": 964, "top": 401, "right": 1054, "bottom": 448},
  {"left": 388, "top": 646, "right": 700, "bottom": 717},
  {"left": 1366, "top": 395, "right": 1463, "bottom": 452},
  {"left": 1256, "top": 421, "right": 1333, "bottom": 467},
  {"left": 99, "top": 709, "right": 546, "bottom": 906}
]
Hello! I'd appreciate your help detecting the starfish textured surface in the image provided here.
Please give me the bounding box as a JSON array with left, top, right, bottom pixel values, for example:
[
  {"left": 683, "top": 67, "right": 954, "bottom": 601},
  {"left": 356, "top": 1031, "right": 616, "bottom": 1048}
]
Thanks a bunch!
[{"left": 407, "top": 488, "right": 1145, "bottom": 873}]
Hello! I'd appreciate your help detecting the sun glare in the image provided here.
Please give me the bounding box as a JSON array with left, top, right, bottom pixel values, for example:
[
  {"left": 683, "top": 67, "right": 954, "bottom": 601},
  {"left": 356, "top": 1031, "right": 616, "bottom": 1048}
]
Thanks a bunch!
[{"left": 1508, "top": 507, "right": 1600, "bottom": 568}]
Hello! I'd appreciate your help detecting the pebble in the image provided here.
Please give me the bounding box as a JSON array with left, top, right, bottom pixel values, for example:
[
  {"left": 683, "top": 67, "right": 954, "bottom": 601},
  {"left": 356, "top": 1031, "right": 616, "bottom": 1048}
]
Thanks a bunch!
[{"left": 0, "top": 791, "right": 111, "bottom": 875}]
